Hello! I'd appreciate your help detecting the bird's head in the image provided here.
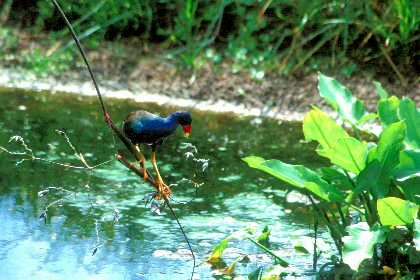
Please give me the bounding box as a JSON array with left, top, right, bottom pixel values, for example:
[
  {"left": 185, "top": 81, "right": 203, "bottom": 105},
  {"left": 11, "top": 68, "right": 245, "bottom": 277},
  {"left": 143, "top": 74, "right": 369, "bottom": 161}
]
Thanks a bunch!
[{"left": 171, "top": 111, "right": 192, "bottom": 138}]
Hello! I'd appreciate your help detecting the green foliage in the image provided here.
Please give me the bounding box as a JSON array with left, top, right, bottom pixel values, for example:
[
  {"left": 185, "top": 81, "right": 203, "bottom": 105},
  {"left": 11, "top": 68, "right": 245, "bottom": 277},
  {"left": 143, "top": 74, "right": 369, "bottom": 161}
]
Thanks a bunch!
[
  {"left": 342, "top": 222, "right": 388, "bottom": 270},
  {"left": 20, "top": 48, "right": 74, "bottom": 77},
  {"left": 377, "top": 197, "right": 419, "bottom": 226},
  {"left": 1, "top": 0, "right": 418, "bottom": 80},
  {"left": 0, "top": 27, "right": 19, "bottom": 55},
  {"left": 398, "top": 98, "right": 420, "bottom": 149},
  {"left": 243, "top": 156, "right": 344, "bottom": 202},
  {"left": 206, "top": 226, "right": 289, "bottom": 277},
  {"left": 369, "top": 122, "right": 406, "bottom": 196},
  {"left": 331, "top": 137, "right": 367, "bottom": 174},
  {"left": 243, "top": 73, "right": 419, "bottom": 276},
  {"left": 378, "top": 96, "right": 401, "bottom": 127},
  {"left": 206, "top": 227, "right": 254, "bottom": 263},
  {"left": 318, "top": 73, "right": 375, "bottom": 125},
  {"left": 303, "top": 109, "right": 349, "bottom": 159}
]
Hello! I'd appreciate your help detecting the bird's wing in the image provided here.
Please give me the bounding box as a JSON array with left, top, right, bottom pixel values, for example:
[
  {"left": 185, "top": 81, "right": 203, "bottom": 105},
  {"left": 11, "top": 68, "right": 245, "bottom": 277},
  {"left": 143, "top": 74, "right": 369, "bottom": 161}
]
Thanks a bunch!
[{"left": 133, "top": 110, "right": 160, "bottom": 125}]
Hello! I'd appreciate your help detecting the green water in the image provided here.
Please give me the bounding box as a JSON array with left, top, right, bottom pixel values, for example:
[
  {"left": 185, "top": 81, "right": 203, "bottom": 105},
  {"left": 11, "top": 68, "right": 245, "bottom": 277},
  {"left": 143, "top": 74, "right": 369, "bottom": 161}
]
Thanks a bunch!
[{"left": 0, "top": 88, "right": 328, "bottom": 279}]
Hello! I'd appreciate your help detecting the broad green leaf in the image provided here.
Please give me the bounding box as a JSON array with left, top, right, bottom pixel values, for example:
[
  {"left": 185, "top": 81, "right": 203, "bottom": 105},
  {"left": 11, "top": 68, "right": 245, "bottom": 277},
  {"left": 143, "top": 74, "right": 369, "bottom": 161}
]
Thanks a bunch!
[
  {"left": 206, "top": 236, "right": 231, "bottom": 263},
  {"left": 398, "top": 97, "right": 420, "bottom": 149},
  {"left": 394, "top": 150, "right": 420, "bottom": 204},
  {"left": 397, "top": 177, "right": 420, "bottom": 205},
  {"left": 342, "top": 222, "right": 388, "bottom": 270},
  {"left": 206, "top": 228, "right": 254, "bottom": 263},
  {"left": 303, "top": 109, "right": 349, "bottom": 159},
  {"left": 331, "top": 137, "right": 367, "bottom": 174},
  {"left": 243, "top": 156, "right": 344, "bottom": 202},
  {"left": 369, "top": 121, "right": 406, "bottom": 196},
  {"left": 374, "top": 81, "right": 388, "bottom": 99},
  {"left": 261, "top": 160, "right": 342, "bottom": 202},
  {"left": 244, "top": 156, "right": 266, "bottom": 167},
  {"left": 394, "top": 149, "right": 420, "bottom": 180},
  {"left": 321, "top": 167, "right": 353, "bottom": 191},
  {"left": 377, "top": 197, "right": 419, "bottom": 226},
  {"left": 354, "top": 160, "right": 381, "bottom": 195},
  {"left": 377, "top": 96, "right": 400, "bottom": 127},
  {"left": 318, "top": 73, "right": 370, "bottom": 125}
]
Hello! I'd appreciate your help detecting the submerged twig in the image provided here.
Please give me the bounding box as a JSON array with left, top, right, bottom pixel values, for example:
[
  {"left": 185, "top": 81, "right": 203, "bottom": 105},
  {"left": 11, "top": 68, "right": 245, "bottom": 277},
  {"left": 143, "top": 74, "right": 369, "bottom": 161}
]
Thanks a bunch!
[{"left": 0, "top": 135, "right": 113, "bottom": 169}]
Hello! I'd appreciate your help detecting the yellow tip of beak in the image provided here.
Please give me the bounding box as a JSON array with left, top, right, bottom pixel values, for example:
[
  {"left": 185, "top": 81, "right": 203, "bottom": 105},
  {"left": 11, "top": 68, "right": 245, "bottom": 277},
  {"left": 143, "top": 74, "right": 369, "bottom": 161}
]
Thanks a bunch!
[{"left": 185, "top": 133, "right": 190, "bottom": 139}]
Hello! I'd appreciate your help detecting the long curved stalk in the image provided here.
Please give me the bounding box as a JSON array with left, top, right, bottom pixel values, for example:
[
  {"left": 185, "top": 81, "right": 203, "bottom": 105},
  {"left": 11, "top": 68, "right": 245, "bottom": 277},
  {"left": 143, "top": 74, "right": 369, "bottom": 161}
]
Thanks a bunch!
[{"left": 49, "top": 0, "right": 195, "bottom": 278}]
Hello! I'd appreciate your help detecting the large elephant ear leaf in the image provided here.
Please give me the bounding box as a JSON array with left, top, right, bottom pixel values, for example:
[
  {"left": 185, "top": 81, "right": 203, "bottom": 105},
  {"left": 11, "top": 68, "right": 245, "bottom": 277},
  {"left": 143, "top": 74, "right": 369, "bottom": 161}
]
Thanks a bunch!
[
  {"left": 377, "top": 197, "right": 419, "bottom": 226},
  {"left": 343, "top": 222, "right": 388, "bottom": 271},
  {"left": 243, "top": 156, "right": 344, "bottom": 202},
  {"left": 318, "top": 73, "right": 375, "bottom": 125},
  {"left": 397, "top": 97, "right": 420, "bottom": 149},
  {"left": 303, "top": 108, "right": 349, "bottom": 159}
]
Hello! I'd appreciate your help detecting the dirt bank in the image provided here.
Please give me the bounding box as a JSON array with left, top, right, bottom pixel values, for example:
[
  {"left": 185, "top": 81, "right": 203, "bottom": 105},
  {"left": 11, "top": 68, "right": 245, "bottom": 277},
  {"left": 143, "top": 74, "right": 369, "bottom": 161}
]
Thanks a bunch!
[{"left": 1, "top": 56, "right": 418, "bottom": 120}]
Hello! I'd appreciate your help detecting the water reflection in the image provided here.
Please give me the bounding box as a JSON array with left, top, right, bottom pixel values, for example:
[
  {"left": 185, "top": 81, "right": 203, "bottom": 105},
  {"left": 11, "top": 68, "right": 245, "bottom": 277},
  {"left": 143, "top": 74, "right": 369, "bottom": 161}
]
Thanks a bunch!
[{"left": 0, "top": 89, "right": 326, "bottom": 279}]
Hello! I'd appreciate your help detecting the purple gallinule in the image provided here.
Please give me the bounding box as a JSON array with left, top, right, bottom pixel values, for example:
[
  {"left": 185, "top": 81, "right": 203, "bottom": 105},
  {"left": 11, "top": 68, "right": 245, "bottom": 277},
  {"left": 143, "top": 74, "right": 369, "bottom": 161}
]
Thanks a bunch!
[{"left": 123, "top": 110, "right": 192, "bottom": 199}]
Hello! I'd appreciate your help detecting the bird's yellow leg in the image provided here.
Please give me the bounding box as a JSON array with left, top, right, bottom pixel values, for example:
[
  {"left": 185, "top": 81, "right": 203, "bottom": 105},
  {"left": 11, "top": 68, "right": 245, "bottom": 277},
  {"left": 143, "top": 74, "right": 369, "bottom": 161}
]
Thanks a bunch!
[
  {"left": 151, "top": 151, "right": 171, "bottom": 199},
  {"left": 134, "top": 144, "right": 148, "bottom": 181}
]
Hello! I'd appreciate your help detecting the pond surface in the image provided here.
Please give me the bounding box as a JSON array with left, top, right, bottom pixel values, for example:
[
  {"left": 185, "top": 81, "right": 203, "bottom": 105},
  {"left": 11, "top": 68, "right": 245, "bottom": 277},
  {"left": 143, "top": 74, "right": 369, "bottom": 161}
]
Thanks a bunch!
[{"left": 0, "top": 88, "right": 330, "bottom": 279}]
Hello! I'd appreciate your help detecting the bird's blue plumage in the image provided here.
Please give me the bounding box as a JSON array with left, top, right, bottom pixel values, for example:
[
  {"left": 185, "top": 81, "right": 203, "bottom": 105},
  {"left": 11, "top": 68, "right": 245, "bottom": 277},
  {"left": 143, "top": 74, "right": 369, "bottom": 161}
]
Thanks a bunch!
[{"left": 123, "top": 110, "right": 192, "bottom": 146}]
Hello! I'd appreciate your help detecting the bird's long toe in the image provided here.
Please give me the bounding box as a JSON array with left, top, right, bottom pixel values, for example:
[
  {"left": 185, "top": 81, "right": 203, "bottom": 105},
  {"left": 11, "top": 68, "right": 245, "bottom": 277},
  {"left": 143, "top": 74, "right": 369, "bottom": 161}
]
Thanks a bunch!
[{"left": 156, "top": 180, "right": 171, "bottom": 200}]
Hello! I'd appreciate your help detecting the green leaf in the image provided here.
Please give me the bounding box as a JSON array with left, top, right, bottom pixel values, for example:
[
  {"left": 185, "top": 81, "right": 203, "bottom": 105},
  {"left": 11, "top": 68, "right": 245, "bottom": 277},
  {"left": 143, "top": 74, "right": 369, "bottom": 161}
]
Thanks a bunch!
[
  {"left": 354, "top": 160, "right": 381, "bottom": 195},
  {"left": 303, "top": 109, "right": 349, "bottom": 159},
  {"left": 206, "top": 228, "right": 254, "bottom": 263},
  {"left": 342, "top": 222, "right": 388, "bottom": 270},
  {"left": 394, "top": 149, "right": 420, "bottom": 181},
  {"left": 243, "top": 156, "right": 343, "bottom": 202},
  {"left": 374, "top": 81, "right": 388, "bottom": 99},
  {"left": 331, "top": 137, "right": 367, "bottom": 174},
  {"left": 356, "top": 113, "right": 377, "bottom": 125},
  {"left": 377, "top": 96, "right": 400, "bottom": 127},
  {"left": 397, "top": 177, "right": 420, "bottom": 205},
  {"left": 368, "top": 121, "right": 406, "bottom": 196},
  {"left": 318, "top": 73, "right": 370, "bottom": 125},
  {"left": 398, "top": 97, "right": 420, "bottom": 149},
  {"left": 321, "top": 167, "right": 354, "bottom": 191},
  {"left": 257, "top": 226, "right": 271, "bottom": 246},
  {"left": 377, "top": 197, "right": 419, "bottom": 226}
]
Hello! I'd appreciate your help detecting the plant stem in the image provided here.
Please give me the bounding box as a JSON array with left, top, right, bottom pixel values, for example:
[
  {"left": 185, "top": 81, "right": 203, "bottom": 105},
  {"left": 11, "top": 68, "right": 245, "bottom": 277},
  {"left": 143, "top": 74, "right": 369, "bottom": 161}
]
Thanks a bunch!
[
  {"left": 247, "top": 238, "right": 289, "bottom": 267},
  {"left": 307, "top": 194, "right": 343, "bottom": 258}
]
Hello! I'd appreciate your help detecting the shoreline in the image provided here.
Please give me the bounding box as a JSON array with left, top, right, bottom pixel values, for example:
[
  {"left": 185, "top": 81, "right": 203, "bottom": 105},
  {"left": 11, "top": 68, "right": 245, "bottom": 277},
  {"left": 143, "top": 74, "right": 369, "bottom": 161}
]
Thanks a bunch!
[
  {"left": 0, "top": 67, "right": 307, "bottom": 121},
  {"left": 1, "top": 64, "right": 418, "bottom": 123}
]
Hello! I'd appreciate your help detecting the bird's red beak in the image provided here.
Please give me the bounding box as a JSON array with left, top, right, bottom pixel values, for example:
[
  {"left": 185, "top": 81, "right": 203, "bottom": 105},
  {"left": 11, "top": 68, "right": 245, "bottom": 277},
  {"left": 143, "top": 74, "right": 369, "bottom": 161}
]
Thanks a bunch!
[{"left": 183, "top": 125, "right": 192, "bottom": 138}]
